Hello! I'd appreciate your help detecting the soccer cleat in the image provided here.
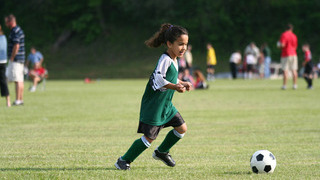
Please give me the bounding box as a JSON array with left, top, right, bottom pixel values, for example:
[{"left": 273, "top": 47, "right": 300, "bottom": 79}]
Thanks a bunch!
[
  {"left": 281, "top": 85, "right": 286, "bottom": 90},
  {"left": 153, "top": 149, "right": 176, "bottom": 167},
  {"left": 114, "top": 157, "right": 130, "bottom": 170}
]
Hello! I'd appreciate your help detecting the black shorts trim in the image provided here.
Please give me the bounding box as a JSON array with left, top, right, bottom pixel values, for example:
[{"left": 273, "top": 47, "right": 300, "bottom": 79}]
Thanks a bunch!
[
  {"left": 207, "top": 65, "right": 215, "bottom": 69},
  {"left": 304, "top": 62, "right": 313, "bottom": 74},
  {"left": 137, "top": 112, "right": 185, "bottom": 140},
  {"left": 247, "top": 64, "right": 254, "bottom": 71}
]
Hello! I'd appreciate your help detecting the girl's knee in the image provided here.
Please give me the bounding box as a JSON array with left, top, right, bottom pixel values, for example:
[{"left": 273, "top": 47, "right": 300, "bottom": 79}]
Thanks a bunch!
[
  {"left": 144, "top": 136, "right": 154, "bottom": 144},
  {"left": 175, "top": 123, "right": 187, "bottom": 134}
]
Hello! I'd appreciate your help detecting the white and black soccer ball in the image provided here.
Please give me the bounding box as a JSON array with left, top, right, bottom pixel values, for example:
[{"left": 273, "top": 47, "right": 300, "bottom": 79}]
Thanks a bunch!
[{"left": 250, "top": 150, "right": 276, "bottom": 174}]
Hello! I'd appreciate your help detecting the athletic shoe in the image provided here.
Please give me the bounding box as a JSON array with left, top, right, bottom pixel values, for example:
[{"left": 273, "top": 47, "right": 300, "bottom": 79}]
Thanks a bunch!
[
  {"left": 12, "top": 100, "right": 24, "bottom": 106},
  {"left": 114, "top": 157, "right": 130, "bottom": 170},
  {"left": 293, "top": 84, "right": 298, "bottom": 90},
  {"left": 29, "top": 86, "right": 36, "bottom": 92},
  {"left": 152, "top": 149, "right": 176, "bottom": 167},
  {"left": 307, "top": 86, "right": 313, "bottom": 90},
  {"left": 281, "top": 85, "right": 286, "bottom": 90}
]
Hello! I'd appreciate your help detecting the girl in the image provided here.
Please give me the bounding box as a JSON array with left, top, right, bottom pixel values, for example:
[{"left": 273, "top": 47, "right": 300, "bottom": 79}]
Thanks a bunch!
[{"left": 115, "top": 23, "right": 191, "bottom": 170}]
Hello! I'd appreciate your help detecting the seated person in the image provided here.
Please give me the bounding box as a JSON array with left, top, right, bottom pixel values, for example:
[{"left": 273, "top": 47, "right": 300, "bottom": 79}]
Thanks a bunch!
[
  {"left": 26, "top": 47, "right": 43, "bottom": 68},
  {"left": 29, "top": 62, "right": 48, "bottom": 92},
  {"left": 194, "top": 70, "right": 209, "bottom": 89},
  {"left": 181, "top": 68, "right": 194, "bottom": 90}
]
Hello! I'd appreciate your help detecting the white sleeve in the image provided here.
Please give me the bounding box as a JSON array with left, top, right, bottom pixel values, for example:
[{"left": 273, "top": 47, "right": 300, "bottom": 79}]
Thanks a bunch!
[{"left": 152, "top": 57, "right": 172, "bottom": 90}]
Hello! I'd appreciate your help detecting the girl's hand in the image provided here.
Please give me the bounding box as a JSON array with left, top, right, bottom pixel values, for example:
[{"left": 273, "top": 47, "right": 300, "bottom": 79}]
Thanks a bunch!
[
  {"left": 182, "top": 82, "right": 192, "bottom": 91},
  {"left": 175, "top": 84, "right": 186, "bottom": 93}
]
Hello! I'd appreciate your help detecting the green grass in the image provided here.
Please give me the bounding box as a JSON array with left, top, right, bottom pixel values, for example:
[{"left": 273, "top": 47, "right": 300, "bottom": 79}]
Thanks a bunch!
[{"left": 0, "top": 79, "right": 319, "bottom": 179}]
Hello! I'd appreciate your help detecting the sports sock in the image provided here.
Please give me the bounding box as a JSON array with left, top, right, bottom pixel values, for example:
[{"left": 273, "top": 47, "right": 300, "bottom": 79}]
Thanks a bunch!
[
  {"left": 304, "top": 77, "right": 312, "bottom": 87},
  {"left": 158, "top": 129, "right": 184, "bottom": 153},
  {"left": 304, "top": 77, "right": 309, "bottom": 86},
  {"left": 122, "top": 136, "right": 150, "bottom": 162}
]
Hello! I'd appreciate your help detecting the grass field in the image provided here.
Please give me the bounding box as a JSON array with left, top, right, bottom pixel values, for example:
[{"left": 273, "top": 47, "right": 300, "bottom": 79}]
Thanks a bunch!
[{"left": 0, "top": 79, "right": 319, "bottom": 179}]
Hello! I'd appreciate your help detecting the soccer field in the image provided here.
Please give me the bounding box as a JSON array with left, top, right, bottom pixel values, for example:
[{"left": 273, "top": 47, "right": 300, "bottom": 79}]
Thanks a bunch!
[{"left": 0, "top": 79, "right": 319, "bottom": 179}]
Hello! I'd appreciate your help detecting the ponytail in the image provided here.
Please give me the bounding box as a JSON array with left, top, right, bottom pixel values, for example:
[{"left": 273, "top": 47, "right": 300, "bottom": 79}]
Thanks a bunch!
[{"left": 145, "top": 23, "right": 188, "bottom": 48}]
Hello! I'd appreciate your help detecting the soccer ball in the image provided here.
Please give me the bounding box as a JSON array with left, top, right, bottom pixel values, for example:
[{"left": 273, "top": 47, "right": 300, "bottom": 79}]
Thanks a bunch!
[{"left": 250, "top": 150, "right": 276, "bottom": 174}]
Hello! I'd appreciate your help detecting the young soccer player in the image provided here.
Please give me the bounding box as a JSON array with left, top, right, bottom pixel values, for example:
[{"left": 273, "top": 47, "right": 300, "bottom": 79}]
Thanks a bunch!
[
  {"left": 115, "top": 23, "right": 192, "bottom": 170},
  {"left": 302, "top": 43, "right": 313, "bottom": 89}
]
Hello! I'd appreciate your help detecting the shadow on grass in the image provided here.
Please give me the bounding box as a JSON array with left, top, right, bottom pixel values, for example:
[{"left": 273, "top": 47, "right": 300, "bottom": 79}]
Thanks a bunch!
[
  {"left": 0, "top": 167, "right": 116, "bottom": 171},
  {"left": 223, "top": 171, "right": 252, "bottom": 175}
]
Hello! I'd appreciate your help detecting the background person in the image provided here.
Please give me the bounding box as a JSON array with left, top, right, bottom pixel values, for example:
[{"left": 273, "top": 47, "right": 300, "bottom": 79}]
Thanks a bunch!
[
  {"left": 184, "top": 44, "right": 193, "bottom": 72},
  {"left": 277, "top": 24, "right": 298, "bottom": 90},
  {"left": 5, "top": 14, "right": 25, "bottom": 105},
  {"left": 244, "top": 42, "right": 259, "bottom": 79},
  {"left": 261, "top": 43, "right": 272, "bottom": 78},
  {"left": 258, "top": 49, "right": 265, "bottom": 78},
  {"left": 206, "top": 43, "right": 217, "bottom": 81},
  {"left": 0, "top": 25, "right": 11, "bottom": 107},
  {"left": 29, "top": 62, "right": 48, "bottom": 92},
  {"left": 26, "top": 47, "right": 44, "bottom": 68},
  {"left": 194, "top": 70, "right": 208, "bottom": 89},
  {"left": 302, "top": 43, "right": 313, "bottom": 89},
  {"left": 229, "top": 50, "right": 242, "bottom": 79}
]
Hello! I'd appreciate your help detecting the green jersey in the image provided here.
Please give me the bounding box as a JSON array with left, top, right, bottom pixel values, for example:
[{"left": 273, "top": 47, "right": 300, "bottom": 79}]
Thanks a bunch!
[{"left": 139, "top": 53, "right": 179, "bottom": 126}]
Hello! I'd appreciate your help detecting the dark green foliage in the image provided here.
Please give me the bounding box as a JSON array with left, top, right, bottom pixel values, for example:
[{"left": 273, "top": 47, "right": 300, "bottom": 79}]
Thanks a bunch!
[{"left": 1, "top": 0, "right": 319, "bottom": 78}]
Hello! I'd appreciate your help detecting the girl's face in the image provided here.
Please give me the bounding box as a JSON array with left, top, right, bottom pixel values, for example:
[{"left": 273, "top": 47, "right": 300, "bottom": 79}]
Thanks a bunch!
[{"left": 167, "top": 34, "right": 189, "bottom": 59}]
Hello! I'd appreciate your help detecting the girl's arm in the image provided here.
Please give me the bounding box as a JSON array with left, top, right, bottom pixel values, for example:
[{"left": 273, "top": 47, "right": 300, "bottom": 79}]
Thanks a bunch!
[{"left": 164, "top": 83, "right": 186, "bottom": 93}]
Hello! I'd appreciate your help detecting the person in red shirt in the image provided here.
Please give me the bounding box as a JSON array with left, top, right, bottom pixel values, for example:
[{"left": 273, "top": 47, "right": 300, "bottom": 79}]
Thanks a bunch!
[
  {"left": 302, "top": 43, "right": 313, "bottom": 89},
  {"left": 277, "top": 24, "right": 298, "bottom": 90}
]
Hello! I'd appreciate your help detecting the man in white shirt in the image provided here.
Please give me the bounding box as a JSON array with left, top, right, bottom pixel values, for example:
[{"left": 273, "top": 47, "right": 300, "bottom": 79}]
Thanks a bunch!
[{"left": 229, "top": 51, "right": 242, "bottom": 79}]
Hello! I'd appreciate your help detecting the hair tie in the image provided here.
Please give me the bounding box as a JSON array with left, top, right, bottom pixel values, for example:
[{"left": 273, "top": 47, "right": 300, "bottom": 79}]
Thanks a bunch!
[{"left": 167, "top": 25, "right": 173, "bottom": 32}]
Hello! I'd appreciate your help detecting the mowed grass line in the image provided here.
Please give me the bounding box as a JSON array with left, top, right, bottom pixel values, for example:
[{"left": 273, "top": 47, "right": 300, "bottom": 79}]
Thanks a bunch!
[{"left": 0, "top": 79, "right": 319, "bottom": 179}]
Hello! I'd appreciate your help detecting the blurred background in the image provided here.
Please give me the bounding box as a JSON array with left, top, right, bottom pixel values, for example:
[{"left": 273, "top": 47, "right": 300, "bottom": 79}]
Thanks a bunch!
[{"left": 1, "top": 0, "right": 319, "bottom": 79}]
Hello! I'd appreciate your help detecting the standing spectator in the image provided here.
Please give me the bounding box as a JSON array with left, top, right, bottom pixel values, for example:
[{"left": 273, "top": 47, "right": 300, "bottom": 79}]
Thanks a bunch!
[
  {"left": 206, "top": 43, "right": 217, "bottom": 81},
  {"left": 244, "top": 42, "right": 259, "bottom": 79},
  {"left": 5, "top": 14, "right": 25, "bottom": 105},
  {"left": 262, "top": 43, "right": 272, "bottom": 78},
  {"left": 0, "top": 25, "right": 11, "bottom": 107},
  {"left": 258, "top": 49, "right": 265, "bottom": 78},
  {"left": 302, "top": 43, "right": 313, "bottom": 89},
  {"left": 229, "top": 50, "right": 242, "bottom": 79},
  {"left": 277, "top": 24, "right": 298, "bottom": 90},
  {"left": 178, "top": 56, "right": 187, "bottom": 79},
  {"left": 26, "top": 47, "right": 43, "bottom": 68},
  {"left": 184, "top": 45, "right": 193, "bottom": 71}
]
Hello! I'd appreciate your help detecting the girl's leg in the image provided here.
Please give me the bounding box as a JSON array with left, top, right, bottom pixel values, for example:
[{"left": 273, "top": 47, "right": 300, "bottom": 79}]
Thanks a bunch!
[
  {"left": 157, "top": 123, "right": 187, "bottom": 153},
  {"left": 121, "top": 136, "right": 152, "bottom": 163}
]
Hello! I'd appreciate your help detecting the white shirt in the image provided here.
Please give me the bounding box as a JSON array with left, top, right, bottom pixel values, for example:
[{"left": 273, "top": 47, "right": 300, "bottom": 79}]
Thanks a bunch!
[{"left": 230, "top": 52, "right": 241, "bottom": 63}]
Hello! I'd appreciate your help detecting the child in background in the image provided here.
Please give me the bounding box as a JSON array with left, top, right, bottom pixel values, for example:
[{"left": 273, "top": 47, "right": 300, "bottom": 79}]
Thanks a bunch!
[
  {"left": 206, "top": 43, "right": 217, "bottom": 81},
  {"left": 115, "top": 23, "right": 192, "bottom": 170},
  {"left": 302, "top": 43, "right": 313, "bottom": 89},
  {"left": 194, "top": 70, "right": 208, "bottom": 89}
]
